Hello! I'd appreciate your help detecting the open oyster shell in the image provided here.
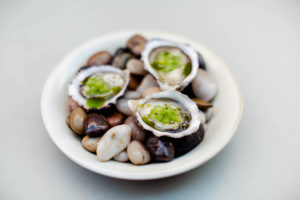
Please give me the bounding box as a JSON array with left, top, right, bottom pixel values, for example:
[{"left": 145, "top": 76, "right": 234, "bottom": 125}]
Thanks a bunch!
[
  {"left": 128, "top": 91, "right": 201, "bottom": 138},
  {"left": 69, "top": 65, "right": 129, "bottom": 110},
  {"left": 141, "top": 39, "right": 199, "bottom": 91}
]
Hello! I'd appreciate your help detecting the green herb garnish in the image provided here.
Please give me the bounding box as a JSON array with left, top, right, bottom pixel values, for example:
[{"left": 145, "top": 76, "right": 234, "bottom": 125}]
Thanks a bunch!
[
  {"left": 84, "top": 76, "right": 111, "bottom": 97},
  {"left": 183, "top": 63, "right": 192, "bottom": 76},
  {"left": 151, "top": 50, "right": 186, "bottom": 74},
  {"left": 142, "top": 104, "right": 183, "bottom": 126},
  {"left": 86, "top": 98, "right": 105, "bottom": 109},
  {"left": 111, "top": 86, "right": 122, "bottom": 94}
]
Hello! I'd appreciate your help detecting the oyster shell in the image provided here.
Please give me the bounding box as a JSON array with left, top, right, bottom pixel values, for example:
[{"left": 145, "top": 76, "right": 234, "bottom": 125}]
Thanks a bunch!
[
  {"left": 141, "top": 39, "right": 199, "bottom": 91},
  {"left": 69, "top": 65, "right": 129, "bottom": 110},
  {"left": 128, "top": 91, "right": 201, "bottom": 138}
]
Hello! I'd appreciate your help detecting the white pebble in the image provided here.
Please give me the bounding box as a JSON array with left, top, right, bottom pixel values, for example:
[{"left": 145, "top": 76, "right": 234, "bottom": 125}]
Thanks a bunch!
[
  {"left": 136, "top": 74, "right": 158, "bottom": 94},
  {"left": 126, "top": 58, "right": 147, "bottom": 75},
  {"left": 97, "top": 124, "right": 132, "bottom": 161},
  {"left": 113, "top": 150, "right": 129, "bottom": 162},
  {"left": 127, "top": 140, "right": 150, "bottom": 165},
  {"left": 192, "top": 69, "right": 217, "bottom": 101},
  {"left": 125, "top": 90, "right": 142, "bottom": 99},
  {"left": 116, "top": 98, "right": 132, "bottom": 115},
  {"left": 142, "top": 86, "right": 161, "bottom": 98},
  {"left": 205, "top": 108, "right": 214, "bottom": 122}
]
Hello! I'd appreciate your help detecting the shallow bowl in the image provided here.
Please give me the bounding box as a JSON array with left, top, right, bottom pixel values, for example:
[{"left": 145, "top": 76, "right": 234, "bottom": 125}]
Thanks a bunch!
[{"left": 41, "top": 31, "right": 243, "bottom": 180}]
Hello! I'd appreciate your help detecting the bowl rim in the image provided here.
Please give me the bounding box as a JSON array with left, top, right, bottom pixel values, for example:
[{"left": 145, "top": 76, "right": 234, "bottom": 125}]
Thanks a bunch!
[{"left": 41, "top": 30, "right": 243, "bottom": 180}]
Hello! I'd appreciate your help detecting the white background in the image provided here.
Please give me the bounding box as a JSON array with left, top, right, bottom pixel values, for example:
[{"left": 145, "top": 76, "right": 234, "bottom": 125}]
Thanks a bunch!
[{"left": 0, "top": 0, "right": 299, "bottom": 199}]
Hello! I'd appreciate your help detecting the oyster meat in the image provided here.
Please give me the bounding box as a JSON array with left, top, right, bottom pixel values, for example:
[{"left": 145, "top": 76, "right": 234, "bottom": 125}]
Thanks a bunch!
[
  {"left": 128, "top": 91, "right": 201, "bottom": 138},
  {"left": 69, "top": 65, "right": 129, "bottom": 110},
  {"left": 141, "top": 39, "right": 198, "bottom": 91}
]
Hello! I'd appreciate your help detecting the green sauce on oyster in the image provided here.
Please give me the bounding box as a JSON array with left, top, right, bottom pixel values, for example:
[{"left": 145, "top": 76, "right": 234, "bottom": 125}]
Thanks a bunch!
[
  {"left": 150, "top": 47, "right": 191, "bottom": 76},
  {"left": 83, "top": 76, "right": 111, "bottom": 97},
  {"left": 79, "top": 72, "right": 125, "bottom": 109},
  {"left": 146, "top": 104, "right": 182, "bottom": 125},
  {"left": 86, "top": 98, "right": 105, "bottom": 109},
  {"left": 111, "top": 86, "right": 122, "bottom": 94},
  {"left": 139, "top": 99, "right": 191, "bottom": 132}
]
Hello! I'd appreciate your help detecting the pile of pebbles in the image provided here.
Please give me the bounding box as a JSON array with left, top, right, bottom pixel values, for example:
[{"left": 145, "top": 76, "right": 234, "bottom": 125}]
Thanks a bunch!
[{"left": 66, "top": 34, "right": 217, "bottom": 165}]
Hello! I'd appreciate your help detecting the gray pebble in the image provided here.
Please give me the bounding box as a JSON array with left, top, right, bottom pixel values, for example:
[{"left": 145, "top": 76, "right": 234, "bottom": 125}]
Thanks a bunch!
[
  {"left": 125, "top": 90, "right": 142, "bottom": 99},
  {"left": 116, "top": 98, "right": 132, "bottom": 115},
  {"left": 136, "top": 74, "right": 158, "bottom": 94},
  {"left": 192, "top": 69, "right": 217, "bottom": 101},
  {"left": 113, "top": 150, "right": 129, "bottom": 162},
  {"left": 126, "top": 58, "right": 147, "bottom": 75}
]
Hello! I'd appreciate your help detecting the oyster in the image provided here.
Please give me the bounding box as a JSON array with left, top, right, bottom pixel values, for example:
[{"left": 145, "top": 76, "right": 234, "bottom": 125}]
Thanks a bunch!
[
  {"left": 141, "top": 39, "right": 198, "bottom": 91},
  {"left": 128, "top": 91, "right": 201, "bottom": 138},
  {"left": 69, "top": 65, "right": 129, "bottom": 110}
]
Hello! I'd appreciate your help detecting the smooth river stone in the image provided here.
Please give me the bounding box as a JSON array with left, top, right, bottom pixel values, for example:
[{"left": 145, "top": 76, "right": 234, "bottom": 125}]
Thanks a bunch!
[
  {"left": 82, "top": 135, "right": 101, "bottom": 153},
  {"left": 113, "top": 150, "right": 129, "bottom": 162},
  {"left": 97, "top": 124, "right": 132, "bottom": 161},
  {"left": 126, "top": 58, "right": 147, "bottom": 75},
  {"left": 136, "top": 74, "right": 159, "bottom": 95},
  {"left": 127, "top": 140, "right": 150, "bottom": 165},
  {"left": 191, "top": 69, "right": 217, "bottom": 101},
  {"left": 116, "top": 98, "right": 132, "bottom": 115}
]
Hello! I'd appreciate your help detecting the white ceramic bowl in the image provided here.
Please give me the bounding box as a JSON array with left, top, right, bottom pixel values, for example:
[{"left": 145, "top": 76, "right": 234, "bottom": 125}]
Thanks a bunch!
[{"left": 41, "top": 31, "right": 243, "bottom": 180}]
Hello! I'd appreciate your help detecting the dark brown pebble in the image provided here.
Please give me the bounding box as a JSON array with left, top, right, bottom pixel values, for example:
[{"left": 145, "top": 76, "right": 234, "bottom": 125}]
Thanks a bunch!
[
  {"left": 85, "top": 113, "right": 110, "bottom": 137},
  {"left": 126, "top": 35, "right": 147, "bottom": 55},
  {"left": 146, "top": 136, "right": 174, "bottom": 162},
  {"left": 87, "top": 51, "right": 112, "bottom": 66},
  {"left": 107, "top": 112, "right": 124, "bottom": 127},
  {"left": 114, "top": 48, "right": 131, "bottom": 55},
  {"left": 198, "top": 52, "right": 206, "bottom": 70},
  {"left": 181, "top": 84, "right": 196, "bottom": 98},
  {"left": 128, "top": 74, "right": 139, "bottom": 90},
  {"left": 191, "top": 98, "right": 213, "bottom": 110}
]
